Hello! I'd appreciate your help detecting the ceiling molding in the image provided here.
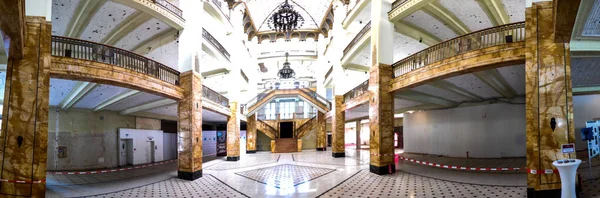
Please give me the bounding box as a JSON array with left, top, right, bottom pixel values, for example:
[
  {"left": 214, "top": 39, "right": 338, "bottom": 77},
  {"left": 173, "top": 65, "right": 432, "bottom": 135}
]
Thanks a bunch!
[
  {"left": 101, "top": 11, "right": 153, "bottom": 46},
  {"left": 93, "top": 90, "right": 141, "bottom": 112},
  {"left": 422, "top": 1, "right": 470, "bottom": 35},
  {"left": 472, "top": 69, "right": 517, "bottom": 99},
  {"left": 132, "top": 28, "right": 178, "bottom": 53},
  {"left": 396, "top": 90, "right": 457, "bottom": 107},
  {"left": 394, "top": 22, "right": 441, "bottom": 46},
  {"left": 475, "top": 0, "right": 509, "bottom": 26},
  {"left": 428, "top": 80, "right": 484, "bottom": 101},
  {"left": 64, "top": 0, "right": 107, "bottom": 38},
  {"left": 58, "top": 82, "right": 98, "bottom": 111},
  {"left": 344, "top": 63, "right": 370, "bottom": 71},
  {"left": 388, "top": 0, "right": 436, "bottom": 22},
  {"left": 120, "top": 99, "right": 177, "bottom": 115}
]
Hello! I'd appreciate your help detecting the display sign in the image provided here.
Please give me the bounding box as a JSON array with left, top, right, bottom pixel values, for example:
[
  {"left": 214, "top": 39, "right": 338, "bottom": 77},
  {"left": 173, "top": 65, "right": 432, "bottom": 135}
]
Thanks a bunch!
[{"left": 561, "top": 143, "right": 575, "bottom": 154}]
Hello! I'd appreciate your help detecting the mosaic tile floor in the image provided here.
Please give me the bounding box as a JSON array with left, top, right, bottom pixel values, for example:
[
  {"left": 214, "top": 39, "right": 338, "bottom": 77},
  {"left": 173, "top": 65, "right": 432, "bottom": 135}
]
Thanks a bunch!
[
  {"left": 292, "top": 151, "right": 368, "bottom": 166},
  {"left": 235, "top": 164, "right": 336, "bottom": 188},
  {"left": 318, "top": 170, "right": 527, "bottom": 198},
  {"left": 87, "top": 174, "right": 248, "bottom": 198},
  {"left": 204, "top": 154, "right": 281, "bottom": 170}
]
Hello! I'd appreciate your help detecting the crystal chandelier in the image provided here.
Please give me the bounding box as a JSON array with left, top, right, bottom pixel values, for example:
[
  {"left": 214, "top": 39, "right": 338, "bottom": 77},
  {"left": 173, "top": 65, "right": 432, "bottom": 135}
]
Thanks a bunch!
[
  {"left": 278, "top": 52, "right": 295, "bottom": 79},
  {"left": 268, "top": 0, "right": 304, "bottom": 33}
]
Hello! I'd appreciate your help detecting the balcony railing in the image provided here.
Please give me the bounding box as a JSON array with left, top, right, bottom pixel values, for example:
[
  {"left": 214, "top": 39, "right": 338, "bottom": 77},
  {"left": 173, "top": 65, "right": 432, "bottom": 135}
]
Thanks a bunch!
[
  {"left": 153, "top": 0, "right": 183, "bottom": 20},
  {"left": 344, "top": 79, "right": 369, "bottom": 103},
  {"left": 299, "top": 89, "right": 332, "bottom": 110},
  {"left": 211, "top": 0, "right": 230, "bottom": 21},
  {"left": 203, "top": 85, "right": 230, "bottom": 108},
  {"left": 324, "top": 66, "right": 333, "bottom": 80},
  {"left": 392, "top": 22, "right": 526, "bottom": 78},
  {"left": 343, "top": 21, "right": 371, "bottom": 58},
  {"left": 391, "top": 0, "right": 409, "bottom": 10},
  {"left": 346, "top": 0, "right": 362, "bottom": 15},
  {"left": 242, "top": 89, "right": 274, "bottom": 114},
  {"left": 202, "top": 28, "right": 231, "bottom": 61},
  {"left": 51, "top": 36, "right": 180, "bottom": 85}
]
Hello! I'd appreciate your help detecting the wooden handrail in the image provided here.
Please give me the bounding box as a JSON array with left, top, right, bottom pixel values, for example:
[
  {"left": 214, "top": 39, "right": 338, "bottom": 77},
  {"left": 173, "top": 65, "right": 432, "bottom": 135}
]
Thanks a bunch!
[
  {"left": 392, "top": 22, "right": 526, "bottom": 78},
  {"left": 51, "top": 36, "right": 180, "bottom": 85},
  {"left": 343, "top": 21, "right": 371, "bottom": 57},
  {"left": 153, "top": 0, "right": 184, "bottom": 20},
  {"left": 344, "top": 79, "right": 369, "bottom": 103},
  {"left": 202, "top": 85, "right": 230, "bottom": 108},
  {"left": 202, "top": 28, "right": 231, "bottom": 61}
]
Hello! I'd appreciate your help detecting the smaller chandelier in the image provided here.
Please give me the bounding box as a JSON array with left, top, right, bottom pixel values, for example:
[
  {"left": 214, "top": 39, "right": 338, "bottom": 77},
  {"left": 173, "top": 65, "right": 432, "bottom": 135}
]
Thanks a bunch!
[
  {"left": 278, "top": 52, "right": 295, "bottom": 79},
  {"left": 268, "top": 0, "right": 304, "bottom": 33}
]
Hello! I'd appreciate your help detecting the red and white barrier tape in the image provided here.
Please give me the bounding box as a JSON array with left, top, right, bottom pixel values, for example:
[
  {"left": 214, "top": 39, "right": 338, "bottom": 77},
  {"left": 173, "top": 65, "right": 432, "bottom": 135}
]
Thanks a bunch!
[
  {"left": 48, "top": 159, "right": 177, "bottom": 175},
  {"left": 0, "top": 179, "right": 45, "bottom": 184},
  {"left": 397, "top": 156, "right": 526, "bottom": 172}
]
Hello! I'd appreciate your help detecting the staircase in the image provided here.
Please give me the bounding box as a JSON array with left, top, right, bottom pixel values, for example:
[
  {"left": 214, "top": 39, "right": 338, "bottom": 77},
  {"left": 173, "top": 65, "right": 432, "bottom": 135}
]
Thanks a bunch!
[{"left": 274, "top": 138, "right": 298, "bottom": 153}]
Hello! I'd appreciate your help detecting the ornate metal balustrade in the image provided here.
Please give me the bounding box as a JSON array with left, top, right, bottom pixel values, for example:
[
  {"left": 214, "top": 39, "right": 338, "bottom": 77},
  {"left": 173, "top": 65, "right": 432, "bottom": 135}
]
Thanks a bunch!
[
  {"left": 392, "top": 22, "right": 526, "bottom": 78},
  {"left": 343, "top": 21, "right": 371, "bottom": 58},
  {"left": 51, "top": 36, "right": 180, "bottom": 85},
  {"left": 211, "top": 0, "right": 230, "bottom": 21},
  {"left": 153, "top": 0, "right": 183, "bottom": 20},
  {"left": 202, "top": 28, "right": 231, "bottom": 61},
  {"left": 202, "top": 85, "right": 230, "bottom": 108},
  {"left": 242, "top": 89, "right": 274, "bottom": 115},
  {"left": 346, "top": 0, "right": 362, "bottom": 15},
  {"left": 391, "top": 0, "right": 409, "bottom": 10},
  {"left": 299, "top": 89, "right": 332, "bottom": 110},
  {"left": 344, "top": 79, "right": 369, "bottom": 103}
]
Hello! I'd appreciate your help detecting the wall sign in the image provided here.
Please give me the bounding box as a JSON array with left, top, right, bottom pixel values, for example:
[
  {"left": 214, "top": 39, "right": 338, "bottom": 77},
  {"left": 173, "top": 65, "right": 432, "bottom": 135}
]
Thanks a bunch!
[{"left": 561, "top": 143, "right": 575, "bottom": 154}]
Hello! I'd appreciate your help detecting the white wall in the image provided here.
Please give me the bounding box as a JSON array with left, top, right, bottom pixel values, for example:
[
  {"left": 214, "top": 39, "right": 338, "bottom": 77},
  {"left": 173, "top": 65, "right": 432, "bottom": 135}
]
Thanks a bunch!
[
  {"left": 118, "top": 129, "right": 164, "bottom": 165},
  {"left": 163, "top": 133, "right": 178, "bottom": 160},
  {"left": 573, "top": 94, "right": 600, "bottom": 151},
  {"left": 403, "top": 103, "right": 526, "bottom": 158}
]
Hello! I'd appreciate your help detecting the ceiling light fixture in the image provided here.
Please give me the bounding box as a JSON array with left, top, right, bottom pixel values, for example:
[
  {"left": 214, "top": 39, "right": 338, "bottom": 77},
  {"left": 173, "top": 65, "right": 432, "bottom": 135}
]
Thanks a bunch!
[
  {"left": 278, "top": 52, "right": 296, "bottom": 79},
  {"left": 268, "top": 0, "right": 304, "bottom": 33}
]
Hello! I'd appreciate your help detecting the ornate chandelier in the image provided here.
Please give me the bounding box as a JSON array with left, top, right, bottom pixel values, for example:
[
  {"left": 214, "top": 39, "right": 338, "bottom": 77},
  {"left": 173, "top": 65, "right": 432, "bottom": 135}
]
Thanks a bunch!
[
  {"left": 278, "top": 52, "right": 295, "bottom": 79},
  {"left": 268, "top": 0, "right": 304, "bottom": 33}
]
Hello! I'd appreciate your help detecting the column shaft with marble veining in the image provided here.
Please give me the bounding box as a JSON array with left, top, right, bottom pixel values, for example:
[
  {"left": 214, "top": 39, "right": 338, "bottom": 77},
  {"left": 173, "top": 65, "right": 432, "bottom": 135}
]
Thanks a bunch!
[
  {"left": 0, "top": 17, "right": 51, "bottom": 197},
  {"left": 246, "top": 114, "right": 257, "bottom": 153},
  {"left": 227, "top": 102, "right": 240, "bottom": 161},
  {"left": 316, "top": 111, "right": 327, "bottom": 151},
  {"left": 331, "top": 95, "right": 345, "bottom": 157},
  {"left": 177, "top": 71, "right": 203, "bottom": 180},
  {"left": 356, "top": 120, "right": 361, "bottom": 150},
  {"left": 525, "top": 1, "right": 575, "bottom": 192}
]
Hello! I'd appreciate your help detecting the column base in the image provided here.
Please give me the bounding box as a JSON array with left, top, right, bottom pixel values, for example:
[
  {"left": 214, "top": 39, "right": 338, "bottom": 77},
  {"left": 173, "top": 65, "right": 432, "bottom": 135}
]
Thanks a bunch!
[
  {"left": 369, "top": 164, "right": 396, "bottom": 175},
  {"left": 178, "top": 170, "right": 202, "bottom": 180},
  {"left": 317, "top": 147, "right": 326, "bottom": 151},
  {"left": 227, "top": 156, "right": 240, "bottom": 161},
  {"left": 526, "top": 188, "right": 561, "bottom": 198},
  {"left": 246, "top": 150, "right": 257, "bottom": 154},
  {"left": 332, "top": 152, "right": 345, "bottom": 158}
]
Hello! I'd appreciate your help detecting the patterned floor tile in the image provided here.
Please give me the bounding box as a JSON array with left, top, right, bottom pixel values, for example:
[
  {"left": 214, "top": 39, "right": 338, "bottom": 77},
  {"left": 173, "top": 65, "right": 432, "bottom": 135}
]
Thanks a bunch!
[
  {"left": 292, "top": 151, "right": 368, "bottom": 166},
  {"left": 205, "top": 154, "right": 281, "bottom": 170},
  {"left": 318, "top": 170, "right": 527, "bottom": 198},
  {"left": 87, "top": 174, "right": 248, "bottom": 198},
  {"left": 235, "top": 164, "right": 335, "bottom": 188}
]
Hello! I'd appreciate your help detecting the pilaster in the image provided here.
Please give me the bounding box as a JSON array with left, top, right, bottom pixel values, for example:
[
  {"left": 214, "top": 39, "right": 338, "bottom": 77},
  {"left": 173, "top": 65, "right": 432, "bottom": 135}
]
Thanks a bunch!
[
  {"left": 356, "top": 120, "right": 361, "bottom": 150},
  {"left": 331, "top": 95, "right": 345, "bottom": 157},
  {"left": 227, "top": 101, "right": 240, "bottom": 161},
  {"left": 177, "top": 71, "right": 203, "bottom": 180},
  {"left": 316, "top": 111, "right": 327, "bottom": 151},
  {"left": 246, "top": 114, "right": 257, "bottom": 153}
]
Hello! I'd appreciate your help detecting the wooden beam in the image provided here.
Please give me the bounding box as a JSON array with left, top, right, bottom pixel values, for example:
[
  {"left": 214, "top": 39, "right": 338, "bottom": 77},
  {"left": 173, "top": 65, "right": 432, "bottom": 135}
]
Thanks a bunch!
[
  {"left": 553, "top": 0, "right": 581, "bottom": 43},
  {"left": 64, "top": 0, "right": 106, "bottom": 37},
  {"left": 58, "top": 82, "right": 98, "bottom": 110},
  {"left": 394, "top": 22, "right": 441, "bottom": 46},
  {"left": 475, "top": 0, "right": 510, "bottom": 26},
  {"left": 422, "top": 1, "right": 470, "bottom": 35},
  {"left": 101, "top": 11, "right": 152, "bottom": 46},
  {"left": 93, "top": 90, "right": 140, "bottom": 111},
  {"left": 472, "top": 69, "right": 517, "bottom": 99},
  {"left": 120, "top": 98, "right": 176, "bottom": 115}
]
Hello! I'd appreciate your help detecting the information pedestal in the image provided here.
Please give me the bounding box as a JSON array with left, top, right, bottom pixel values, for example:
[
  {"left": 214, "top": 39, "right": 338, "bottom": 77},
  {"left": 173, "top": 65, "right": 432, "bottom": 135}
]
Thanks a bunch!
[{"left": 552, "top": 159, "right": 581, "bottom": 198}]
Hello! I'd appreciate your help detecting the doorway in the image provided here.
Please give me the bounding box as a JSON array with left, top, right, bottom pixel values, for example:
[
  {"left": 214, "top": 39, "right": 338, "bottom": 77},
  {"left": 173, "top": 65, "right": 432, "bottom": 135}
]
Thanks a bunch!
[{"left": 280, "top": 122, "right": 294, "bottom": 138}]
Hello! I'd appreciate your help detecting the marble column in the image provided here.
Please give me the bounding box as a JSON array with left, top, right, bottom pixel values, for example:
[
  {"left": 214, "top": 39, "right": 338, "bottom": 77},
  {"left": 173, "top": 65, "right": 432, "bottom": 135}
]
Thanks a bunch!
[
  {"left": 246, "top": 114, "right": 257, "bottom": 153},
  {"left": 0, "top": 17, "right": 50, "bottom": 197},
  {"left": 331, "top": 95, "right": 345, "bottom": 157},
  {"left": 177, "top": 71, "right": 203, "bottom": 180},
  {"left": 356, "top": 120, "right": 362, "bottom": 150},
  {"left": 369, "top": 0, "right": 395, "bottom": 175},
  {"left": 525, "top": 2, "right": 575, "bottom": 195},
  {"left": 316, "top": 111, "right": 327, "bottom": 151},
  {"left": 227, "top": 101, "right": 240, "bottom": 161}
]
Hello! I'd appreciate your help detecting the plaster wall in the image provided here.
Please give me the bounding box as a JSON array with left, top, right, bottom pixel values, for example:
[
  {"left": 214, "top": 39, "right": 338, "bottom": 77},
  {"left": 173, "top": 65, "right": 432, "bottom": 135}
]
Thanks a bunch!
[
  {"left": 403, "top": 103, "right": 526, "bottom": 158},
  {"left": 163, "top": 133, "right": 178, "bottom": 160}
]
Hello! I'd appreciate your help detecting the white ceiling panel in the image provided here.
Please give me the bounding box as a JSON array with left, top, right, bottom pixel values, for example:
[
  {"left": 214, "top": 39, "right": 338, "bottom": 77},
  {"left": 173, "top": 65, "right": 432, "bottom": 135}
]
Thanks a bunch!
[
  {"left": 502, "top": 0, "right": 526, "bottom": 22},
  {"left": 445, "top": 73, "right": 502, "bottom": 99},
  {"left": 394, "top": 98, "right": 423, "bottom": 109},
  {"left": 144, "top": 38, "right": 179, "bottom": 70},
  {"left": 393, "top": 32, "right": 428, "bottom": 62},
  {"left": 203, "top": 109, "right": 229, "bottom": 122},
  {"left": 496, "top": 64, "right": 525, "bottom": 95},
  {"left": 51, "top": 0, "right": 81, "bottom": 35},
  {"left": 72, "top": 84, "right": 129, "bottom": 109},
  {"left": 411, "top": 84, "right": 472, "bottom": 102},
  {"left": 105, "top": 92, "right": 164, "bottom": 111},
  {"left": 49, "top": 78, "right": 77, "bottom": 107},
  {"left": 114, "top": 19, "right": 171, "bottom": 50},
  {"left": 79, "top": 1, "right": 136, "bottom": 42},
  {"left": 345, "top": 103, "right": 368, "bottom": 120},
  {"left": 403, "top": 10, "right": 458, "bottom": 41},
  {"left": 438, "top": 0, "right": 493, "bottom": 31},
  {"left": 143, "top": 103, "right": 178, "bottom": 117},
  {"left": 350, "top": 45, "right": 371, "bottom": 66}
]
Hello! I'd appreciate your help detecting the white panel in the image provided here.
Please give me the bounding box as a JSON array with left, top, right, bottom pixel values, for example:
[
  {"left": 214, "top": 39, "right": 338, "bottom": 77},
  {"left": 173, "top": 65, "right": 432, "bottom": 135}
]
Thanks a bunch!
[
  {"left": 503, "top": 0, "right": 526, "bottom": 22},
  {"left": 114, "top": 19, "right": 171, "bottom": 50},
  {"left": 79, "top": 1, "right": 136, "bottom": 42},
  {"left": 73, "top": 84, "right": 129, "bottom": 109},
  {"left": 118, "top": 128, "right": 164, "bottom": 165},
  {"left": 144, "top": 39, "right": 179, "bottom": 70},
  {"left": 403, "top": 10, "right": 458, "bottom": 41},
  {"left": 496, "top": 64, "right": 525, "bottom": 95},
  {"left": 394, "top": 98, "right": 423, "bottom": 108},
  {"left": 162, "top": 133, "right": 177, "bottom": 160},
  {"left": 411, "top": 84, "right": 471, "bottom": 102},
  {"left": 49, "top": 78, "right": 77, "bottom": 107},
  {"left": 143, "top": 103, "right": 178, "bottom": 117},
  {"left": 438, "top": 0, "right": 494, "bottom": 31},
  {"left": 392, "top": 32, "right": 428, "bottom": 62},
  {"left": 51, "top": 0, "right": 81, "bottom": 35},
  {"left": 445, "top": 73, "right": 502, "bottom": 99},
  {"left": 403, "top": 103, "right": 526, "bottom": 158},
  {"left": 105, "top": 92, "right": 163, "bottom": 111},
  {"left": 202, "top": 109, "right": 228, "bottom": 122},
  {"left": 203, "top": 131, "right": 217, "bottom": 156}
]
